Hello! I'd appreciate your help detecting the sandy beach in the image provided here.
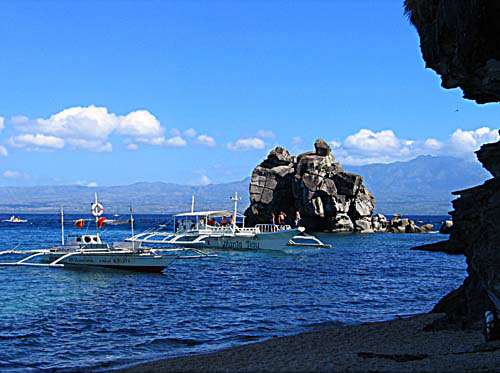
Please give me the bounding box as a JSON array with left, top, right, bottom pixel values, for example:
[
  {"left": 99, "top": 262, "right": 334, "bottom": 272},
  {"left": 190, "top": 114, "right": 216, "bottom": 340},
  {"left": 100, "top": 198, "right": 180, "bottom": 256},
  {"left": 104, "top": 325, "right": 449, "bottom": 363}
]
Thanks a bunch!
[{"left": 111, "top": 313, "right": 500, "bottom": 373}]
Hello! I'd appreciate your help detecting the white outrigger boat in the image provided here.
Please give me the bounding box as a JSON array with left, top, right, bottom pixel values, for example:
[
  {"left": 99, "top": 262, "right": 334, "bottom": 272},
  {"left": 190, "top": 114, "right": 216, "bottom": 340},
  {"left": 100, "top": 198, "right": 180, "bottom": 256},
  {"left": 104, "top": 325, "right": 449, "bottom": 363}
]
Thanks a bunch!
[
  {"left": 128, "top": 193, "right": 330, "bottom": 251},
  {"left": 0, "top": 194, "right": 181, "bottom": 273},
  {"left": 2, "top": 215, "right": 27, "bottom": 223}
]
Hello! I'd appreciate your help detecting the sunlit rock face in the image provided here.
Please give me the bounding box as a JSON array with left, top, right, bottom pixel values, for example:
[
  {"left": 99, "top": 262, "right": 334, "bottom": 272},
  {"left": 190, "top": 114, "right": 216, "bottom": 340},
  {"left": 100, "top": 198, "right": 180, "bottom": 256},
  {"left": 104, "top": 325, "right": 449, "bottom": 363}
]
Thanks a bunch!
[
  {"left": 406, "top": 0, "right": 500, "bottom": 325},
  {"left": 244, "top": 139, "right": 376, "bottom": 232}
]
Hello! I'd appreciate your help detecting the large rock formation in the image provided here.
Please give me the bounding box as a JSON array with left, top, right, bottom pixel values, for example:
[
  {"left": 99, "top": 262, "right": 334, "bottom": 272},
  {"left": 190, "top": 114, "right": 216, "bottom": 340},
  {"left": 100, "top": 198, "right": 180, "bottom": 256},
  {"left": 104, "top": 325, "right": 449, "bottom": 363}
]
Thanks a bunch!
[
  {"left": 405, "top": 0, "right": 500, "bottom": 326},
  {"left": 245, "top": 139, "right": 376, "bottom": 232}
]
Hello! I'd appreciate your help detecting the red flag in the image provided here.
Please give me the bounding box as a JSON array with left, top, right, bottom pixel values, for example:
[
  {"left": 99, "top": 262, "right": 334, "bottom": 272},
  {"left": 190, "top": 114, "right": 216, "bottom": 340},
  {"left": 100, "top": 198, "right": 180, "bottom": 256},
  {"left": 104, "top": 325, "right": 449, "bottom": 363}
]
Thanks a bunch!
[
  {"left": 74, "top": 219, "right": 85, "bottom": 228},
  {"left": 97, "top": 217, "right": 106, "bottom": 227}
]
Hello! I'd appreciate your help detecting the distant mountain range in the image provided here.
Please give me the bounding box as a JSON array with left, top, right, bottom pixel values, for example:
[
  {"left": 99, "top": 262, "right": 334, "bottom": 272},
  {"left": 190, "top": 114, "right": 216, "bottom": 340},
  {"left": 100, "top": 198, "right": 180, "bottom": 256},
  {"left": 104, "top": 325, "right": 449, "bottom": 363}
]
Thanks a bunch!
[
  {"left": 345, "top": 155, "right": 490, "bottom": 215},
  {"left": 0, "top": 155, "right": 490, "bottom": 215}
]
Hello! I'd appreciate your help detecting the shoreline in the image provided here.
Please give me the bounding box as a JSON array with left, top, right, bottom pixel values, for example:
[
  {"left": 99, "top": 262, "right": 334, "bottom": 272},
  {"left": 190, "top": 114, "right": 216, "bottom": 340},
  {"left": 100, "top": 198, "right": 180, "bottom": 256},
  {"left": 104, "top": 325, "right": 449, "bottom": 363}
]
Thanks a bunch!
[{"left": 109, "top": 313, "right": 500, "bottom": 373}]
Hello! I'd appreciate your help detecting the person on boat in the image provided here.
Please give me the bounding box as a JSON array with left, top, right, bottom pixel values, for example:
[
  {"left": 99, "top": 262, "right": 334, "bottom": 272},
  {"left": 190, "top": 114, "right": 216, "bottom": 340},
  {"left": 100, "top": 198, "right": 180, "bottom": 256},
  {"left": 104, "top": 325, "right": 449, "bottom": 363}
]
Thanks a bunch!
[
  {"left": 271, "top": 213, "right": 276, "bottom": 225},
  {"left": 295, "top": 210, "right": 301, "bottom": 227},
  {"left": 278, "top": 211, "right": 286, "bottom": 225},
  {"left": 207, "top": 218, "right": 215, "bottom": 226},
  {"left": 229, "top": 215, "right": 234, "bottom": 226},
  {"left": 221, "top": 216, "right": 228, "bottom": 226}
]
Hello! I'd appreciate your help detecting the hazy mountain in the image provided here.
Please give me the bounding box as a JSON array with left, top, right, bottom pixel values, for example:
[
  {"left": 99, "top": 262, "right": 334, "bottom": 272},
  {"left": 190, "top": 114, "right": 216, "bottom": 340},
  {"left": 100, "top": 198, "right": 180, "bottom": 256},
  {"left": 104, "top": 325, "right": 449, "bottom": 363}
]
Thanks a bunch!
[
  {"left": 0, "top": 156, "right": 490, "bottom": 215},
  {"left": 345, "top": 155, "right": 490, "bottom": 214},
  {"left": 0, "top": 179, "right": 250, "bottom": 214}
]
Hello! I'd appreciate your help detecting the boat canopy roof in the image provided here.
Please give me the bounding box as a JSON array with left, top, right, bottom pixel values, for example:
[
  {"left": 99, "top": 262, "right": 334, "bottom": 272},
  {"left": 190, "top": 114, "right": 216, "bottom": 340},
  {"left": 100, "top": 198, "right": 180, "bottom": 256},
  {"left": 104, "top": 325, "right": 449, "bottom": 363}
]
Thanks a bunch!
[{"left": 174, "top": 210, "right": 244, "bottom": 218}]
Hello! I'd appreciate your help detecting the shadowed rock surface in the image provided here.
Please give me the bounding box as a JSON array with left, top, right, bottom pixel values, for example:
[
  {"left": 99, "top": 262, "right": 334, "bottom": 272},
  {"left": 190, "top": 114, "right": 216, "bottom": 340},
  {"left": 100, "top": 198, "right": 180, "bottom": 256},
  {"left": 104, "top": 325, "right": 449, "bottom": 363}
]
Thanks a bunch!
[{"left": 406, "top": 0, "right": 500, "bottom": 326}]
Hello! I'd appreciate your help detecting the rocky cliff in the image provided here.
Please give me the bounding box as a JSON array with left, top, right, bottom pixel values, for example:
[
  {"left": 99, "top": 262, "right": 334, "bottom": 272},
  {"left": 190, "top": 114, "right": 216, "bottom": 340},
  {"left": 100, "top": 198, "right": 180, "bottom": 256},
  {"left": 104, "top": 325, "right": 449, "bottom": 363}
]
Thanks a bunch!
[
  {"left": 244, "top": 139, "right": 376, "bottom": 232},
  {"left": 404, "top": 0, "right": 500, "bottom": 104},
  {"left": 405, "top": 0, "right": 500, "bottom": 326}
]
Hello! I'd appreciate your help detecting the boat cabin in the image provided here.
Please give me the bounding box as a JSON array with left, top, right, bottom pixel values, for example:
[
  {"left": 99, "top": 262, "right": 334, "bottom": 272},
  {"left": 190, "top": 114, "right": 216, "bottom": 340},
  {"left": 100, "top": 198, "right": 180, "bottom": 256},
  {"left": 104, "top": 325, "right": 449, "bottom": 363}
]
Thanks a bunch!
[
  {"left": 65, "top": 234, "right": 109, "bottom": 249},
  {"left": 173, "top": 210, "right": 245, "bottom": 233}
]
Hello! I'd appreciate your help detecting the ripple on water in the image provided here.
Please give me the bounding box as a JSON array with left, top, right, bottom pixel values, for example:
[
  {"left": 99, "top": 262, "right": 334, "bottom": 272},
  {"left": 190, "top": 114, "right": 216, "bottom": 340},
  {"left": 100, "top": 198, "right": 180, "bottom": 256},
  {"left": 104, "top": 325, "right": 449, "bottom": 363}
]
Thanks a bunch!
[{"left": 0, "top": 214, "right": 466, "bottom": 372}]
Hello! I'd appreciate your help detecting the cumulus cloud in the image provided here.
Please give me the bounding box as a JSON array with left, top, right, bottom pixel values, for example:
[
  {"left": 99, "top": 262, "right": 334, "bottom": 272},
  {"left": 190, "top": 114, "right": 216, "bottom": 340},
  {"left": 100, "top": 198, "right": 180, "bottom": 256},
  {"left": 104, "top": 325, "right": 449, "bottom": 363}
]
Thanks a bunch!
[
  {"left": 448, "top": 127, "right": 499, "bottom": 154},
  {"left": 196, "top": 134, "right": 216, "bottom": 147},
  {"left": 11, "top": 105, "right": 166, "bottom": 152},
  {"left": 0, "top": 145, "right": 7, "bottom": 157},
  {"left": 184, "top": 128, "right": 197, "bottom": 137},
  {"left": 329, "top": 127, "right": 500, "bottom": 165},
  {"left": 10, "top": 134, "right": 65, "bottom": 150},
  {"left": 227, "top": 137, "right": 265, "bottom": 151},
  {"left": 165, "top": 136, "right": 187, "bottom": 147},
  {"left": 0, "top": 116, "right": 4, "bottom": 133},
  {"left": 257, "top": 130, "right": 276, "bottom": 138}
]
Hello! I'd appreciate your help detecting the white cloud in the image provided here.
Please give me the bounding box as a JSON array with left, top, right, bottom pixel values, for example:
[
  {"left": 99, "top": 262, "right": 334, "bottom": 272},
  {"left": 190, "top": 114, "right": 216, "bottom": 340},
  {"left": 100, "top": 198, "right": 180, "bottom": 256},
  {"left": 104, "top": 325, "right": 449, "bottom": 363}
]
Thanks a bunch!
[
  {"left": 196, "top": 134, "right": 216, "bottom": 147},
  {"left": 0, "top": 146, "right": 7, "bottom": 157},
  {"left": 227, "top": 137, "right": 265, "bottom": 151},
  {"left": 11, "top": 105, "right": 167, "bottom": 152},
  {"left": 10, "top": 134, "right": 65, "bottom": 149},
  {"left": 329, "top": 127, "right": 500, "bottom": 165},
  {"left": 117, "top": 110, "right": 164, "bottom": 139},
  {"left": 3, "top": 170, "right": 22, "bottom": 178},
  {"left": 136, "top": 136, "right": 165, "bottom": 145},
  {"left": 257, "top": 130, "right": 276, "bottom": 138},
  {"left": 184, "top": 128, "right": 197, "bottom": 137},
  {"left": 10, "top": 115, "right": 29, "bottom": 125},
  {"left": 66, "top": 138, "right": 112, "bottom": 152},
  {"left": 170, "top": 128, "right": 180, "bottom": 136},
  {"left": 165, "top": 136, "right": 187, "bottom": 147},
  {"left": 127, "top": 143, "right": 139, "bottom": 150},
  {"left": 449, "top": 127, "right": 499, "bottom": 153},
  {"left": 0, "top": 116, "right": 4, "bottom": 133}
]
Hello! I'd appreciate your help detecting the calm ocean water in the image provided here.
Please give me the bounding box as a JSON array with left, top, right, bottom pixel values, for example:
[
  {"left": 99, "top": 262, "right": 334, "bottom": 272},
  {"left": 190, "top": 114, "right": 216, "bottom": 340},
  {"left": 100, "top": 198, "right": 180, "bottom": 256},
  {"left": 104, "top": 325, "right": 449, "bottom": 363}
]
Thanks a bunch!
[{"left": 0, "top": 214, "right": 465, "bottom": 372}]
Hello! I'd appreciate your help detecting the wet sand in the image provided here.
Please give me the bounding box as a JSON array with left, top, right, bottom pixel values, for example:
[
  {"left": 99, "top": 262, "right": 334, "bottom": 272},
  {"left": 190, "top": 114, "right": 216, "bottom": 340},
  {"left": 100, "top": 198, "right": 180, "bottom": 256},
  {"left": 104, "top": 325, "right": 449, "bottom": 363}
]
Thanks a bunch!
[{"left": 111, "top": 313, "right": 500, "bottom": 373}]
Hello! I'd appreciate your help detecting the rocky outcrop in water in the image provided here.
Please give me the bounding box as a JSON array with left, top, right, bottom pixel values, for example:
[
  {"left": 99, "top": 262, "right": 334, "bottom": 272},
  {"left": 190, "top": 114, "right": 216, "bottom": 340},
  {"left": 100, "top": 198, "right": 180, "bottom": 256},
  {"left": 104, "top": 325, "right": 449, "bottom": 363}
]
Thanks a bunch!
[
  {"left": 405, "top": 0, "right": 500, "bottom": 326},
  {"left": 245, "top": 140, "right": 433, "bottom": 233},
  {"left": 245, "top": 140, "right": 375, "bottom": 232}
]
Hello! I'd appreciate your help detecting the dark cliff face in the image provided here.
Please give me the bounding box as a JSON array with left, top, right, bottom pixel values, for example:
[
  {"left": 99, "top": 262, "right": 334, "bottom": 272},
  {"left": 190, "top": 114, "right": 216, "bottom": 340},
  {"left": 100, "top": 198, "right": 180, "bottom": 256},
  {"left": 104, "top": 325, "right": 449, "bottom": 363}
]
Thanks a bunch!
[
  {"left": 405, "top": 0, "right": 500, "bottom": 104},
  {"left": 405, "top": 0, "right": 500, "bottom": 325}
]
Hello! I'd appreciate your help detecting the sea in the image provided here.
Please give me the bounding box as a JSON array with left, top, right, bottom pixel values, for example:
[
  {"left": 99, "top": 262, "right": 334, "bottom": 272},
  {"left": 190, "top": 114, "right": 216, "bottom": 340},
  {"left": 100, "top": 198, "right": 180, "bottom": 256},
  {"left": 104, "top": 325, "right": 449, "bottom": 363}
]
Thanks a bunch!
[{"left": 0, "top": 214, "right": 465, "bottom": 373}]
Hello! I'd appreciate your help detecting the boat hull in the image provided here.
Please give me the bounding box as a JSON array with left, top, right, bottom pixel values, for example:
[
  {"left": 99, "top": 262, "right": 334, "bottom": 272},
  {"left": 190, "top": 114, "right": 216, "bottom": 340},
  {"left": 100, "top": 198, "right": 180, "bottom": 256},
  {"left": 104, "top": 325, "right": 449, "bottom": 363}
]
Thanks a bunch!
[
  {"left": 190, "top": 228, "right": 302, "bottom": 251},
  {"left": 43, "top": 253, "right": 176, "bottom": 273}
]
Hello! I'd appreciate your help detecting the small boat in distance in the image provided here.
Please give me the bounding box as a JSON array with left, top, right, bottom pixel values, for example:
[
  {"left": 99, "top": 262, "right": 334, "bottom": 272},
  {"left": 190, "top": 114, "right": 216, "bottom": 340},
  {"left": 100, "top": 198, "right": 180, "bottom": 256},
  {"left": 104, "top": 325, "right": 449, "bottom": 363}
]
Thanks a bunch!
[
  {"left": 128, "top": 193, "right": 330, "bottom": 251},
  {"left": 0, "top": 194, "right": 178, "bottom": 272},
  {"left": 2, "top": 216, "right": 28, "bottom": 223}
]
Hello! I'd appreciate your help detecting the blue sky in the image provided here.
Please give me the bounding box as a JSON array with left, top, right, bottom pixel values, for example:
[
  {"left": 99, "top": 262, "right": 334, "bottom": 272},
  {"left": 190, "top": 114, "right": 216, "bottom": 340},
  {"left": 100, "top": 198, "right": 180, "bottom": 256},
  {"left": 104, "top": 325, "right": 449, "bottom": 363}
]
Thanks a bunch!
[{"left": 0, "top": 0, "right": 498, "bottom": 187}]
